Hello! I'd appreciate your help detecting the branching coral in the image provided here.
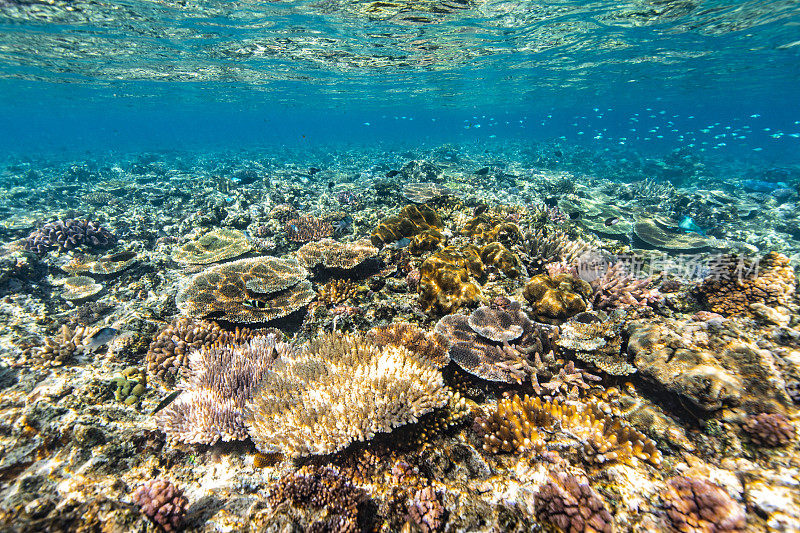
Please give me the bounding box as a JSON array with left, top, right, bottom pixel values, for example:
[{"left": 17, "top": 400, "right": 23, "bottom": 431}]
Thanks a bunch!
[
  {"left": 408, "top": 486, "right": 446, "bottom": 533},
  {"left": 25, "top": 219, "right": 115, "bottom": 254},
  {"left": 366, "top": 322, "right": 450, "bottom": 368},
  {"left": 589, "top": 262, "right": 661, "bottom": 310},
  {"left": 476, "top": 394, "right": 662, "bottom": 466},
  {"left": 245, "top": 333, "right": 448, "bottom": 457},
  {"left": 661, "top": 477, "right": 745, "bottom": 533},
  {"left": 156, "top": 335, "right": 289, "bottom": 445},
  {"left": 131, "top": 479, "right": 188, "bottom": 533},
  {"left": 694, "top": 252, "right": 795, "bottom": 317},
  {"left": 176, "top": 256, "right": 314, "bottom": 323},
  {"left": 284, "top": 215, "right": 334, "bottom": 243},
  {"left": 534, "top": 472, "right": 615, "bottom": 533},
  {"left": 317, "top": 278, "right": 361, "bottom": 306},
  {"left": 435, "top": 302, "right": 558, "bottom": 386},
  {"left": 521, "top": 226, "right": 591, "bottom": 273},
  {"left": 33, "top": 324, "right": 92, "bottom": 365}
]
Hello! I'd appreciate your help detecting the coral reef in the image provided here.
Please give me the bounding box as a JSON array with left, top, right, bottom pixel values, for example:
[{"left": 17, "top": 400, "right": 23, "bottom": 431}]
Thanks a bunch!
[
  {"left": 523, "top": 273, "right": 593, "bottom": 324},
  {"left": 296, "top": 238, "right": 378, "bottom": 270},
  {"left": 366, "top": 322, "right": 450, "bottom": 368},
  {"left": 172, "top": 228, "right": 252, "bottom": 264},
  {"left": 246, "top": 333, "right": 448, "bottom": 457},
  {"left": 694, "top": 252, "right": 796, "bottom": 317},
  {"left": 371, "top": 204, "right": 443, "bottom": 247},
  {"left": 435, "top": 302, "right": 558, "bottom": 385},
  {"left": 409, "top": 228, "right": 444, "bottom": 255},
  {"left": 521, "top": 226, "right": 591, "bottom": 273},
  {"left": 25, "top": 219, "right": 115, "bottom": 254},
  {"left": 113, "top": 366, "right": 147, "bottom": 406},
  {"left": 743, "top": 412, "right": 796, "bottom": 447},
  {"left": 284, "top": 215, "right": 335, "bottom": 243},
  {"left": 176, "top": 256, "right": 315, "bottom": 323},
  {"left": 534, "top": 472, "right": 615, "bottom": 533},
  {"left": 661, "top": 477, "right": 746, "bottom": 533},
  {"left": 32, "top": 324, "right": 92, "bottom": 365},
  {"left": 627, "top": 317, "right": 792, "bottom": 412},
  {"left": 131, "top": 479, "right": 188, "bottom": 533},
  {"left": 476, "top": 394, "right": 661, "bottom": 465},
  {"left": 157, "top": 335, "right": 288, "bottom": 445},
  {"left": 418, "top": 245, "right": 483, "bottom": 314},
  {"left": 268, "top": 465, "right": 366, "bottom": 532}
]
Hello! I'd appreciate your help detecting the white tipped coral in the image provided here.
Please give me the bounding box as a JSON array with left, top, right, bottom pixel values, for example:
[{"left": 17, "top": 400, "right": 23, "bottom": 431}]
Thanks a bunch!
[{"left": 245, "top": 333, "right": 448, "bottom": 458}]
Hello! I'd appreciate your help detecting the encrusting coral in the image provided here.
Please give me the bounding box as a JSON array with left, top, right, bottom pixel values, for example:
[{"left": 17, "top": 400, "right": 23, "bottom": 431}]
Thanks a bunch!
[
  {"left": 176, "top": 256, "right": 315, "bottom": 323},
  {"left": 694, "top": 252, "right": 796, "bottom": 317},
  {"left": 661, "top": 477, "right": 746, "bottom": 533},
  {"left": 534, "top": 472, "right": 615, "bottom": 533},
  {"left": 131, "top": 479, "right": 188, "bottom": 533},
  {"left": 245, "top": 333, "right": 448, "bottom": 458},
  {"left": 743, "top": 412, "right": 796, "bottom": 447},
  {"left": 476, "top": 394, "right": 662, "bottom": 466},
  {"left": 435, "top": 302, "right": 558, "bottom": 386},
  {"left": 523, "top": 273, "right": 593, "bottom": 324},
  {"left": 157, "top": 334, "right": 290, "bottom": 445},
  {"left": 371, "top": 204, "right": 443, "bottom": 247}
]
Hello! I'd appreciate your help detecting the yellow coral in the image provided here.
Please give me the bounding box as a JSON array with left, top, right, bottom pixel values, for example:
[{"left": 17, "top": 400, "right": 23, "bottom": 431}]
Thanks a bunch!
[
  {"left": 418, "top": 246, "right": 483, "bottom": 314},
  {"left": 523, "top": 273, "right": 593, "bottom": 324},
  {"left": 371, "top": 204, "right": 443, "bottom": 247}
]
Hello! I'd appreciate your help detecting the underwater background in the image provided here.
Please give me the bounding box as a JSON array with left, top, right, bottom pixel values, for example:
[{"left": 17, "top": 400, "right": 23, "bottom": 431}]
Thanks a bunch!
[{"left": 1, "top": 1, "right": 800, "bottom": 532}]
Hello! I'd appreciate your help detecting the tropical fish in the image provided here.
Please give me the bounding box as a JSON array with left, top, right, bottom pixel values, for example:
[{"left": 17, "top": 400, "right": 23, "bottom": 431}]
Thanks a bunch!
[
  {"left": 678, "top": 216, "right": 706, "bottom": 236},
  {"left": 86, "top": 327, "right": 118, "bottom": 351},
  {"left": 152, "top": 390, "right": 182, "bottom": 414},
  {"left": 604, "top": 217, "right": 619, "bottom": 226},
  {"left": 742, "top": 179, "right": 788, "bottom": 192}
]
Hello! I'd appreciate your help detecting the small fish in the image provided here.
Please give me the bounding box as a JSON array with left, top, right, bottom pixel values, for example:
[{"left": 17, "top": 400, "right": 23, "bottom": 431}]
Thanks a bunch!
[
  {"left": 678, "top": 216, "right": 706, "bottom": 237},
  {"left": 152, "top": 390, "right": 182, "bottom": 414},
  {"left": 604, "top": 217, "right": 619, "bottom": 226},
  {"left": 309, "top": 167, "right": 321, "bottom": 175},
  {"left": 473, "top": 204, "right": 488, "bottom": 216},
  {"left": 568, "top": 211, "right": 581, "bottom": 220},
  {"left": 327, "top": 181, "right": 335, "bottom": 190},
  {"left": 385, "top": 170, "right": 400, "bottom": 178},
  {"left": 475, "top": 167, "right": 490, "bottom": 175},
  {"left": 390, "top": 237, "right": 411, "bottom": 249},
  {"left": 86, "top": 327, "right": 118, "bottom": 351}
]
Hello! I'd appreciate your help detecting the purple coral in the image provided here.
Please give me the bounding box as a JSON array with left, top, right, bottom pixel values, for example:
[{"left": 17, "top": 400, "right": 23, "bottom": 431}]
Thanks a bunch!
[
  {"left": 25, "top": 219, "right": 115, "bottom": 254},
  {"left": 590, "top": 262, "right": 661, "bottom": 310},
  {"left": 534, "top": 472, "right": 614, "bottom": 533},
  {"left": 131, "top": 479, "right": 188, "bottom": 532},
  {"left": 743, "top": 412, "right": 795, "bottom": 447},
  {"left": 408, "top": 486, "right": 445, "bottom": 533},
  {"left": 662, "top": 477, "right": 745, "bottom": 533}
]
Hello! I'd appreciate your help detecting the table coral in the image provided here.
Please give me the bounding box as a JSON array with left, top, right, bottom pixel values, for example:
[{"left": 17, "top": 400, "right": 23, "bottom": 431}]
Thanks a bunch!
[
  {"left": 694, "top": 252, "right": 796, "bottom": 317},
  {"left": 172, "top": 228, "right": 252, "bottom": 264},
  {"left": 245, "top": 333, "right": 448, "bottom": 457},
  {"left": 176, "top": 256, "right": 314, "bottom": 323},
  {"left": 523, "top": 273, "right": 593, "bottom": 324},
  {"left": 296, "top": 238, "right": 378, "bottom": 270}
]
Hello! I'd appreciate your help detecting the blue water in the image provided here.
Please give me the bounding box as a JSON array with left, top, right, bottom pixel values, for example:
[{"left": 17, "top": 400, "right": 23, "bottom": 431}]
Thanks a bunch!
[{"left": 0, "top": 0, "right": 798, "bottom": 165}]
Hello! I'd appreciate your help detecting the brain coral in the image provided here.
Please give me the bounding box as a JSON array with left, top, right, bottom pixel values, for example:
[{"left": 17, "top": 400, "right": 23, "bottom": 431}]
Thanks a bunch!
[
  {"left": 371, "top": 204, "right": 443, "bottom": 248},
  {"left": 172, "top": 228, "right": 252, "bottom": 264},
  {"left": 296, "top": 238, "right": 378, "bottom": 270},
  {"left": 418, "top": 245, "right": 483, "bottom": 314},
  {"left": 157, "top": 335, "right": 291, "bottom": 445},
  {"left": 435, "top": 302, "right": 558, "bottom": 385},
  {"left": 176, "top": 256, "right": 314, "bottom": 323},
  {"left": 245, "top": 333, "right": 448, "bottom": 457},
  {"left": 694, "top": 252, "right": 796, "bottom": 317},
  {"left": 627, "top": 317, "right": 792, "bottom": 412},
  {"left": 523, "top": 273, "right": 593, "bottom": 324}
]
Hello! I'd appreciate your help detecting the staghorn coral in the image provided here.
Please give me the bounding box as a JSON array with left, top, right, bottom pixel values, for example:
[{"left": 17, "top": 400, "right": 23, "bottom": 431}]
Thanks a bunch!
[
  {"left": 521, "top": 226, "right": 591, "bottom": 273},
  {"left": 662, "top": 477, "right": 745, "bottom": 533},
  {"left": 145, "top": 317, "right": 275, "bottom": 383},
  {"left": 534, "top": 472, "right": 615, "bottom": 533},
  {"left": 318, "top": 278, "right": 361, "bottom": 306},
  {"left": 418, "top": 245, "right": 483, "bottom": 314},
  {"left": 371, "top": 204, "right": 443, "bottom": 248},
  {"left": 627, "top": 317, "right": 792, "bottom": 412},
  {"left": 156, "top": 335, "right": 288, "bottom": 445},
  {"left": 172, "top": 228, "right": 252, "bottom": 264},
  {"left": 540, "top": 361, "right": 602, "bottom": 398},
  {"left": 366, "top": 322, "right": 450, "bottom": 368},
  {"left": 25, "top": 219, "right": 115, "bottom": 255},
  {"left": 246, "top": 333, "right": 448, "bottom": 458},
  {"left": 176, "top": 256, "right": 315, "bottom": 323},
  {"left": 589, "top": 262, "right": 661, "bottom": 310},
  {"left": 408, "top": 486, "right": 445, "bottom": 533},
  {"left": 284, "top": 215, "right": 335, "bottom": 243},
  {"left": 476, "top": 394, "right": 661, "bottom": 466},
  {"left": 296, "top": 238, "right": 378, "bottom": 270},
  {"left": 694, "top": 252, "right": 796, "bottom": 317},
  {"left": 743, "top": 412, "right": 795, "bottom": 447},
  {"left": 556, "top": 314, "right": 636, "bottom": 376},
  {"left": 523, "top": 273, "right": 593, "bottom": 324},
  {"left": 480, "top": 242, "right": 523, "bottom": 278},
  {"left": 435, "top": 302, "right": 558, "bottom": 386},
  {"left": 131, "top": 479, "right": 188, "bottom": 533},
  {"left": 268, "top": 465, "right": 366, "bottom": 533}
]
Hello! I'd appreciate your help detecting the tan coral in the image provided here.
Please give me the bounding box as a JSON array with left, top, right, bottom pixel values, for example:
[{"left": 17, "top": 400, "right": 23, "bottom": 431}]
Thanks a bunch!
[
  {"left": 172, "top": 228, "right": 252, "bottom": 264},
  {"left": 245, "top": 333, "right": 448, "bottom": 458},
  {"left": 34, "top": 324, "right": 92, "bottom": 365},
  {"left": 366, "top": 322, "right": 450, "bottom": 368},
  {"left": 317, "top": 278, "right": 362, "bottom": 306},
  {"left": 176, "top": 256, "right": 314, "bottom": 323},
  {"left": 523, "top": 273, "right": 593, "bottom": 324},
  {"left": 371, "top": 204, "right": 443, "bottom": 247},
  {"left": 418, "top": 245, "right": 483, "bottom": 314},
  {"left": 461, "top": 214, "right": 522, "bottom": 245},
  {"left": 480, "top": 242, "right": 522, "bottom": 278},
  {"left": 296, "top": 238, "right": 377, "bottom": 270}
]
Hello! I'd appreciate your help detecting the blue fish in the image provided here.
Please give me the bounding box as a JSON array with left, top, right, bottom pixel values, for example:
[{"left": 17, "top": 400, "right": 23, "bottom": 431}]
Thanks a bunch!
[
  {"left": 679, "top": 216, "right": 706, "bottom": 237},
  {"left": 742, "top": 179, "right": 789, "bottom": 193}
]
